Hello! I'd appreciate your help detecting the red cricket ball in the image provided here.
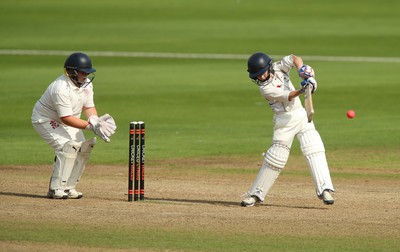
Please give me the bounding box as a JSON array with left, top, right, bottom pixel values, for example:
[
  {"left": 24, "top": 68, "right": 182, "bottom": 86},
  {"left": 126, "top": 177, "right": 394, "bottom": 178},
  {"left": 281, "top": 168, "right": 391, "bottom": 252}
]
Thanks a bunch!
[{"left": 347, "top": 110, "right": 356, "bottom": 119}]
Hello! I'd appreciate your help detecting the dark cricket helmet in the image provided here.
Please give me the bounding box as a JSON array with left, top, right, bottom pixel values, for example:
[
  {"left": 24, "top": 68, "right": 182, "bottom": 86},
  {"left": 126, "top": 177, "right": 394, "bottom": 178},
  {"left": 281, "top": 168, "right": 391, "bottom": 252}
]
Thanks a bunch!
[
  {"left": 64, "top": 52, "right": 96, "bottom": 86},
  {"left": 64, "top": 52, "right": 96, "bottom": 73},
  {"left": 247, "top": 52, "right": 273, "bottom": 79}
]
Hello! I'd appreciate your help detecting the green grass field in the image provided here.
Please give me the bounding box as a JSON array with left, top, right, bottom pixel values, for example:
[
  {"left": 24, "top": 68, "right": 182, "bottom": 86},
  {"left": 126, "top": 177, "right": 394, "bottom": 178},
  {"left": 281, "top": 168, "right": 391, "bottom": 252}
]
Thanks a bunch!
[{"left": 1, "top": 0, "right": 399, "bottom": 251}]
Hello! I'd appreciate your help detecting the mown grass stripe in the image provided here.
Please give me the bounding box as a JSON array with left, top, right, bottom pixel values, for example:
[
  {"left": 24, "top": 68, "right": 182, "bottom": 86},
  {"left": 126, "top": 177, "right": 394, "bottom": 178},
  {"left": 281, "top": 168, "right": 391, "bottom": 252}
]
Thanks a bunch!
[{"left": 1, "top": 49, "right": 400, "bottom": 63}]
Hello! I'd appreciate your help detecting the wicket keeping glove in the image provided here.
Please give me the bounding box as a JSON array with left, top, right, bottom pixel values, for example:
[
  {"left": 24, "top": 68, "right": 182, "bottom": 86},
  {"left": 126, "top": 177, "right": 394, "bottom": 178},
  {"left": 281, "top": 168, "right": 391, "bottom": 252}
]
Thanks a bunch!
[
  {"left": 300, "top": 77, "right": 317, "bottom": 93},
  {"left": 298, "top": 64, "right": 315, "bottom": 79},
  {"left": 86, "top": 115, "right": 115, "bottom": 143},
  {"left": 99, "top": 114, "right": 117, "bottom": 131}
]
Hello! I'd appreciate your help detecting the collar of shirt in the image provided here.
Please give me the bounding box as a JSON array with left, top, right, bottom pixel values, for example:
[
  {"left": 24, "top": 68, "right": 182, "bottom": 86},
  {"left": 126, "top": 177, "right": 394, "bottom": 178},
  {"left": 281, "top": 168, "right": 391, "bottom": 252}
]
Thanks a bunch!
[{"left": 62, "top": 73, "right": 82, "bottom": 90}]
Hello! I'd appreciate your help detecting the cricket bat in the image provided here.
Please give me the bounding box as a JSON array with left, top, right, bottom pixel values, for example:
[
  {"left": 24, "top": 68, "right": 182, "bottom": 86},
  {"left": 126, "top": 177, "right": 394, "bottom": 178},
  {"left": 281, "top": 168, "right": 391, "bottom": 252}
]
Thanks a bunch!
[{"left": 304, "top": 85, "right": 314, "bottom": 123}]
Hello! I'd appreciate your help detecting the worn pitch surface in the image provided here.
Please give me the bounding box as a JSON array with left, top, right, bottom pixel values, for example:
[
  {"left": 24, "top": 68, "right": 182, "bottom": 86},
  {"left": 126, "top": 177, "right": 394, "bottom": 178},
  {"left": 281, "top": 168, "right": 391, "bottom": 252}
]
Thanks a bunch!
[{"left": 0, "top": 158, "right": 399, "bottom": 250}]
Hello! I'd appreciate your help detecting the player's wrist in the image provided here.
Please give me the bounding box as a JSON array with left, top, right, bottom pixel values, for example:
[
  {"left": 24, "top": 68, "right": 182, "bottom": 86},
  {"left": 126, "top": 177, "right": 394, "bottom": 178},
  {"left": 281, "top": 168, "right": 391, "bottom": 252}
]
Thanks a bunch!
[{"left": 85, "top": 122, "right": 93, "bottom": 130}]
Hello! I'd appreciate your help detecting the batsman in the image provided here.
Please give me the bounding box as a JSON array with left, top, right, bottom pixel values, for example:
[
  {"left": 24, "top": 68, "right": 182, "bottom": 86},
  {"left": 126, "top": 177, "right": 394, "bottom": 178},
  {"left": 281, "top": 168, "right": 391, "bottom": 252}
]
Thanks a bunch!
[
  {"left": 241, "top": 52, "right": 335, "bottom": 207},
  {"left": 31, "top": 52, "right": 117, "bottom": 199}
]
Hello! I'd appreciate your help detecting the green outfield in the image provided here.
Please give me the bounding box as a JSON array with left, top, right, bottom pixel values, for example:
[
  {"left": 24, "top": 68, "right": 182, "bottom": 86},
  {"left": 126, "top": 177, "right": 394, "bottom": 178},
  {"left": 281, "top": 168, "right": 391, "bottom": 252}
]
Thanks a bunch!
[{"left": 0, "top": 0, "right": 399, "bottom": 251}]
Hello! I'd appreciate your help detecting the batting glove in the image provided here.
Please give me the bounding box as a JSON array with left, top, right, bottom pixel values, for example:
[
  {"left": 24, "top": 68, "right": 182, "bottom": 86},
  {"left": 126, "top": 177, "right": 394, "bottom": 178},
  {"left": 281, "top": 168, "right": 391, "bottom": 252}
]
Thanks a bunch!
[
  {"left": 300, "top": 77, "right": 317, "bottom": 93},
  {"left": 298, "top": 65, "right": 315, "bottom": 79}
]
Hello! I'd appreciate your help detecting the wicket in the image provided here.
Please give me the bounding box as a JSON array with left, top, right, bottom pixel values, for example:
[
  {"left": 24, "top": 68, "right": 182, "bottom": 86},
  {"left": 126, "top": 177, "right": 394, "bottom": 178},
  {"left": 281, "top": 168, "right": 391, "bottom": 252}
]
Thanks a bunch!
[{"left": 128, "top": 121, "right": 145, "bottom": 202}]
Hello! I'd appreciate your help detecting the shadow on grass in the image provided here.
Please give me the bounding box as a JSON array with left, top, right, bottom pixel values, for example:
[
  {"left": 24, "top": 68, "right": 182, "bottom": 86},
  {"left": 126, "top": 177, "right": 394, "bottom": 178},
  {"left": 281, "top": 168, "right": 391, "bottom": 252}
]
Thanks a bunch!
[{"left": 0, "top": 191, "right": 47, "bottom": 199}]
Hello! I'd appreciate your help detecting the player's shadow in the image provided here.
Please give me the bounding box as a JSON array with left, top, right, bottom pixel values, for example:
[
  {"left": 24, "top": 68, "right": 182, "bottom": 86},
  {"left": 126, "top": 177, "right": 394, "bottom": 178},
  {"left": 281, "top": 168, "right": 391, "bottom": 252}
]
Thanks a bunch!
[
  {"left": 146, "top": 197, "right": 239, "bottom": 207},
  {"left": 264, "top": 203, "right": 327, "bottom": 210},
  {"left": 0, "top": 191, "right": 47, "bottom": 199},
  {"left": 1, "top": 192, "right": 327, "bottom": 210},
  {"left": 146, "top": 197, "right": 327, "bottom": 210}
]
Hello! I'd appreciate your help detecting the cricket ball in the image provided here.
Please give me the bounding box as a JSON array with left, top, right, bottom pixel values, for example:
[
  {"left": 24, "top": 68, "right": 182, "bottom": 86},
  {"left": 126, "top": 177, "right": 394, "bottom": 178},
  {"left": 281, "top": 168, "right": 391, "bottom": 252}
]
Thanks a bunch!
[{"left": 346, "top": 110, "right": 356, "bottom": 119}]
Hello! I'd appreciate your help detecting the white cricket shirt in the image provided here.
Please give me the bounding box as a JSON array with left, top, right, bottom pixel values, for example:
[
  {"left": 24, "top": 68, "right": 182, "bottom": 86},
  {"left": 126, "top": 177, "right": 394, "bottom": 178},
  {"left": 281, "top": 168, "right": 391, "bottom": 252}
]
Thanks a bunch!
[
  {"left": 258, "top": 55, "right": 303, "bottom": 114},
  {"left": 32, "top": 74, "right": 95, "bottom": 124}
]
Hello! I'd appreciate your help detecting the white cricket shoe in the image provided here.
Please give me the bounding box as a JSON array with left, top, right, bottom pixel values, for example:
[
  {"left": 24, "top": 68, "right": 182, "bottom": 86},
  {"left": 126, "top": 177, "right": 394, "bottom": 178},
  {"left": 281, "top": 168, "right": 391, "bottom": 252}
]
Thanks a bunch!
[
  {"left": 65, "top": 188, "right": 83, "bottom": 199},
  {"left": 47, "top": 189, "right": 68, "bottom": 199},
  {"left": 320, "top": 190, "right": 334, "bottom": 205},
  {"left": 241, "top": 194, "right": 261, "bottom": 207}
]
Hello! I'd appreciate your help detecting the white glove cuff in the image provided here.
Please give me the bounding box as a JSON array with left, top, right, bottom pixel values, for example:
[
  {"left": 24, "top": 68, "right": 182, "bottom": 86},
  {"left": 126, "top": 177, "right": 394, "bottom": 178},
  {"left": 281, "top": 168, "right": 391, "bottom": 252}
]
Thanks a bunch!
[{"left": 86, "top": 115, "right": 99, "bottom": 131}]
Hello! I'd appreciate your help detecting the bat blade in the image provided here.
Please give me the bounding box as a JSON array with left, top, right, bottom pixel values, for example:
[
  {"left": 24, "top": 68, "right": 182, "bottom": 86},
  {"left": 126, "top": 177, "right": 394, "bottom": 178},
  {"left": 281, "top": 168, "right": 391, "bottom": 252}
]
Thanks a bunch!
[{"left": 304, "top": 85, "right": 314, "bottom": 123}]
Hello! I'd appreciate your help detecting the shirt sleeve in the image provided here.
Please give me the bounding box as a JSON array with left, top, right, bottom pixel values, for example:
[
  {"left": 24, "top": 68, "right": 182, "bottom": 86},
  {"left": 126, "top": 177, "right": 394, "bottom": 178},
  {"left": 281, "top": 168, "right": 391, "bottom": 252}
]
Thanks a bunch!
[
  {"left": 277, "top": 55, "right": 295, "bottom": 74},
  {"left": 53, "top": 86, "right": 73, "bottom": 118}
]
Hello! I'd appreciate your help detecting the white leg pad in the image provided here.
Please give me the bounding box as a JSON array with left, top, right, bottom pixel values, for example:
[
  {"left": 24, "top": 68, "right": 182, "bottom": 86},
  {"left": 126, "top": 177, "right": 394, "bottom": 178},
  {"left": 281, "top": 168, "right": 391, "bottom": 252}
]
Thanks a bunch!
[
  {"left": 298, "top": 130, "right": 334, "bottom": 196},
  {"left": 248, "top": 143, "right": 290, "bottom": 201},
  {"left": 66, "top": 138, "right": 96, "bottom": 189},
  {"left": 50, "top": 141, "right": 82, "bottom": 190}
]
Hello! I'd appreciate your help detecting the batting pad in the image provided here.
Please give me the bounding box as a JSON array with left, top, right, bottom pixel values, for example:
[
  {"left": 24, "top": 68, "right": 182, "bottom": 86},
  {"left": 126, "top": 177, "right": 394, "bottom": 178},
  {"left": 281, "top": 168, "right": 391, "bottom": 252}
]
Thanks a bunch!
[
  {"left": 51, "top": 141, "right": 82, "bottom": 190},
  {"left": 66, "top": 138, "right": 96, "bottom": 190},
  {"left": 248, "top": 143, "right": 290, "bottom": 201},
  {"left": 298, "top": 130, "right": 334, "bottom": 195}
]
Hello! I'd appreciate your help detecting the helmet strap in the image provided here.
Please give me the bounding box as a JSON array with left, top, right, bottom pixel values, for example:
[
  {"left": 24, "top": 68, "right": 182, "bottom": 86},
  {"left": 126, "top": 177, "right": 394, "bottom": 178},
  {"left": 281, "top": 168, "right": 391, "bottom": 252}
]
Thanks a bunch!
[{"left": 64, "top": 68, "right": 81, "bottom": 87}]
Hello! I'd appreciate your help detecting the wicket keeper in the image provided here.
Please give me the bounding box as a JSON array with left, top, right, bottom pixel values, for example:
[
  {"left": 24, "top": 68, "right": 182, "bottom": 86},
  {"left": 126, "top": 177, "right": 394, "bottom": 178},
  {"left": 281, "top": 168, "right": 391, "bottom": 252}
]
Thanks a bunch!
[{"left": 31, "top": 52, "right": 117, "bottom": 199}]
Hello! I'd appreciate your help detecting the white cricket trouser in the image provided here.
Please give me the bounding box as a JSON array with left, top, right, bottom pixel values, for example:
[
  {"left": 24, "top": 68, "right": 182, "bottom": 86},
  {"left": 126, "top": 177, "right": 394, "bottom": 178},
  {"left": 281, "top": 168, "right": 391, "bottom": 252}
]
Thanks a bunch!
[
  {"left": 32, "top": 119, "right": 85, "bottom": 152},
  {"left": 273, "top": 108, "right": 314, "bottom": 147},
  {"left": 274, "top": 108, "right": 334, "bottom": 196},
  {"left": 247, "top": 107, "right": 334, "bottom": 201},
  {"left": 32, "top": 119, "right": 89, "bottom": 191}
]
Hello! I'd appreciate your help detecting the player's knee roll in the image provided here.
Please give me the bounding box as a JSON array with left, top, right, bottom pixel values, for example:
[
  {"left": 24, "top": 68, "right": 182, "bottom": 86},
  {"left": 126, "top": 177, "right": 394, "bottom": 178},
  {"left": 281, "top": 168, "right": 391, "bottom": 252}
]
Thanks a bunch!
[
  {"left": 298, "top": 130, "right": 325, "bottom": 156},
  {"left": 62, "top": 141, "right": 83, "bottom": 154},
  {"left": 80, "top": 138, "right": 96, "bottom": 153},
  {"left": 264, "top": 143, "right": 290, "bottom": 170}
]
